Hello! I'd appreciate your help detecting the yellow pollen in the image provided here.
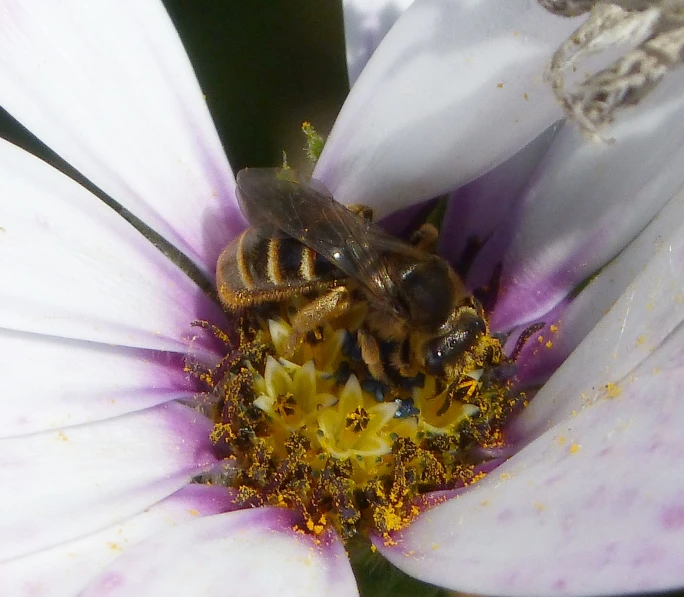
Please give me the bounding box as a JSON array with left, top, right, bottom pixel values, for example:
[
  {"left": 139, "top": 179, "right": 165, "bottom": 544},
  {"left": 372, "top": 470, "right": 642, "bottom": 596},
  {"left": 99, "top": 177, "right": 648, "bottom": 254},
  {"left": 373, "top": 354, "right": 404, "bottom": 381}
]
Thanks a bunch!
[
  {"left": 345, "top": 407, "right": 371, "bottom": 432},
  {"left": 190, "top": 293, "right": 516, "bottom": 540},
  {"left": 604, "top": 382, "right": 621, "bottom": 398}
]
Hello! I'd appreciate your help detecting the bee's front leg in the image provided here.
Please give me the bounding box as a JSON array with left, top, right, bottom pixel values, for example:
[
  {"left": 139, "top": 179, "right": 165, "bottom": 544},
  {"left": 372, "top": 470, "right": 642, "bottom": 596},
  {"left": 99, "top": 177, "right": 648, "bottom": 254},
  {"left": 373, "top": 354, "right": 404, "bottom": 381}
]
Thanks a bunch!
[{"left": 286, "top": 286, "right": 352, "bottom": 355}]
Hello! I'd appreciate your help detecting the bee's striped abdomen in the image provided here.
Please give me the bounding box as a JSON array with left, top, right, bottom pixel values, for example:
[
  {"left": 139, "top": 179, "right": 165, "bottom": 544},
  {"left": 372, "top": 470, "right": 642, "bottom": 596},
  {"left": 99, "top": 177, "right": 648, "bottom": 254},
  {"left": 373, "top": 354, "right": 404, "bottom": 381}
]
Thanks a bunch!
[{"left": 217, "top": 229, "right": 343, "bottom": 310}]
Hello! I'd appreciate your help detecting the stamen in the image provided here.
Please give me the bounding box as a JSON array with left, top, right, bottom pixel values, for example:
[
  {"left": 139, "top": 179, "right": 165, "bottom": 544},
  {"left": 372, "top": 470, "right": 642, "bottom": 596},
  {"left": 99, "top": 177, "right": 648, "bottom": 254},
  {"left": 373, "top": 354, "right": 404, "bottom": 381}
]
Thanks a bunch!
[
  {"left": 188, "top": 298, "right": 518, "bottom": 540},
  {"left": 345, "top": 407, "right": 371, "bottom": 432}
]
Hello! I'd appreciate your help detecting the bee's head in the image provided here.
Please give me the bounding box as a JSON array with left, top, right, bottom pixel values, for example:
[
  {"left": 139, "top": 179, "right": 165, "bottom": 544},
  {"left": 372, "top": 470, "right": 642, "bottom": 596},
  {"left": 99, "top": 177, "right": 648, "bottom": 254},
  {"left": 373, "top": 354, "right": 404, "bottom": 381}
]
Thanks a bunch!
[{"left": 423, "top": 308, "right": 487, "bottom": 376}]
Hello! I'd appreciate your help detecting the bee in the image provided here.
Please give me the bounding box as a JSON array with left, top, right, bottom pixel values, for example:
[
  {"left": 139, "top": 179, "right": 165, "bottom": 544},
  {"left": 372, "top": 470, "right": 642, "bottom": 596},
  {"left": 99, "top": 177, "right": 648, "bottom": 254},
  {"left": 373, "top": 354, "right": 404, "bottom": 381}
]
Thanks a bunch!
[{"left": 217, "top": 167, "right": 499, "bottom": 391}]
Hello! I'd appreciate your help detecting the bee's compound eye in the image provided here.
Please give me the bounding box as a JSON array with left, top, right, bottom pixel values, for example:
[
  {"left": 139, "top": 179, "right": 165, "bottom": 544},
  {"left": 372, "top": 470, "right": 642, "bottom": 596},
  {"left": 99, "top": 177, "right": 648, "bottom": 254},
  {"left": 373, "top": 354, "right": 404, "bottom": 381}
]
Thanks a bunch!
[{"left": 424, "top": 314, "right": 486, "bottom": 375}]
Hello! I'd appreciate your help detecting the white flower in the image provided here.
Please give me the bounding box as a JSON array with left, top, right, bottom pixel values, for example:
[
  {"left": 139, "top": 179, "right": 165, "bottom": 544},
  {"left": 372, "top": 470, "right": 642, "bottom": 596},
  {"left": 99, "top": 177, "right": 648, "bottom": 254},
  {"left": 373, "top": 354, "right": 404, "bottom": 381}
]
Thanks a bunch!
[{"left": 0, "top": 1, "right": 683, "bottom": 596}]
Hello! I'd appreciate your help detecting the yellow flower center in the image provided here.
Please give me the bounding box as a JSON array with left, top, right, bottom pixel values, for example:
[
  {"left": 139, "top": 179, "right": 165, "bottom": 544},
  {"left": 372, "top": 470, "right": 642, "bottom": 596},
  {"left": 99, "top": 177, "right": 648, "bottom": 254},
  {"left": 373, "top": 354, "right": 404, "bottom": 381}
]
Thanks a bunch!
[{"left": 192, "top": 297, "right": 517, "bottom": 541}]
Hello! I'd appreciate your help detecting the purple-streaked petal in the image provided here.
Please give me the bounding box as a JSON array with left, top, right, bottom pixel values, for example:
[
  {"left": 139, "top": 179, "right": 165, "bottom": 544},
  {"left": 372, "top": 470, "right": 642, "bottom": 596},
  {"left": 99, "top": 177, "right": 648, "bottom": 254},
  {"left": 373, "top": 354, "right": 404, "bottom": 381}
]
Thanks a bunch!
[
  {"left": 315, "top": 0, "right": 582, "bottom": 215},
  {"left": 0, "top": 138, "right": 227, "bottom": 354},
  {"left": 0, "top": 329, "right": 199, "bottom": 438},
  {"left": 0, "top": 0, "right": 243, "bottom": 276},
  {"left": 512, "top": 183, "right": 684, "bottom": 441},
  {"left": 343, "top": 0, "right": 415, "bottom": 86},
  {"left": 489, "top": 73, "right": 684, "bottom": 331},
  {"left": 0, "top": 485, "right": 236, "bottom": 597},
  {"left": 439, "top": 123, "right": 560, "bottom": 281},
  {"left": 0, "top": 402, "right": 216, "bottom": 562},
  {"left": 503, "top": 296, "right": 570, "bottom": 389},
  {"left": 377, "top": 345, "right": 684, "bottom": 596},
  {"left": 80, "top": 507, "right": 359, "bottom": 597},
  {"left": 513, "top": 183, "right": 684, "bottom": 389}
]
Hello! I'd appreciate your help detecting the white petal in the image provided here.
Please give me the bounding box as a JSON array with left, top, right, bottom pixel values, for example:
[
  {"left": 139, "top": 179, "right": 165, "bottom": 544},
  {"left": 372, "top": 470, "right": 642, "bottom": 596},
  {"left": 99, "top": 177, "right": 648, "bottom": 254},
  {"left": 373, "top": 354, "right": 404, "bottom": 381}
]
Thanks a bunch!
[
  {"left": 315, "top": 0, "right": 582, "bottom": 215},
  {"left": 0, "top": 403, "right": 216, "bottom": 561},
  {"left": 0, "top": 329, "right": 198, "bottom": 438},
  {"left": 513, "top": 183, "right": 684, "bottom": 389},
  {"left": 0, "top": 485, "right": 236, "bottom": 597},
  {"left": 489, "top": 72, "right": 684, "bottom": 330},
  {"left": 439, "top": 123, "right": 560, "bottom": 280},
  {"left": 0, "top": 138, "right": 228, "bottom": 354},
  {"left": 80, "top": 507, "right": 359, "bottom": 597},
  {"left": 0, "top": 0, "right": 242, "bottom": 275},
  {"left": 343, "top": 0, "right": 415, "bottom": 86},
  {"left": 376, "top": 359, "right": 684, "bottom": 596},
  {"left": 512, "top": 183, "right": 684, "bottom": 441}
]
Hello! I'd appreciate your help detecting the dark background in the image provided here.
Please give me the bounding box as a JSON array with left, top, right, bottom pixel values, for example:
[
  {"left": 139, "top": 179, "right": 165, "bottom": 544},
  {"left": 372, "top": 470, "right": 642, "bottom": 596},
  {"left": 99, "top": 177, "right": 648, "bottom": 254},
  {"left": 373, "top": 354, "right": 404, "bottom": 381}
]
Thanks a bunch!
[{"left": 163, "top": 0, "right": 349, "bottom": 171}]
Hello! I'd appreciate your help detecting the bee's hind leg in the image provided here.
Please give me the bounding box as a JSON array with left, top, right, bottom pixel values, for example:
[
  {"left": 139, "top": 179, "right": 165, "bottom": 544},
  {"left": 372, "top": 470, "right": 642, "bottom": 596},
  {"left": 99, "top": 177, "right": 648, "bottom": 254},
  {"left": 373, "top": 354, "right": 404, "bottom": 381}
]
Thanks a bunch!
[{"left": 286, "top": 286, "right": 352, "bottom": 355}]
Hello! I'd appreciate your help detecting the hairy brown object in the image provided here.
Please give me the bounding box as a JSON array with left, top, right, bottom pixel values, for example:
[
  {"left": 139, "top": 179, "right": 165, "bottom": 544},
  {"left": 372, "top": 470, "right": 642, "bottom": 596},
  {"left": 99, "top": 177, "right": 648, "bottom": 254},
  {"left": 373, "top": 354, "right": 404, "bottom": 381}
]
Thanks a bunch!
[{"left": 541, "top": 0, "right": 684, "bottom": 135}]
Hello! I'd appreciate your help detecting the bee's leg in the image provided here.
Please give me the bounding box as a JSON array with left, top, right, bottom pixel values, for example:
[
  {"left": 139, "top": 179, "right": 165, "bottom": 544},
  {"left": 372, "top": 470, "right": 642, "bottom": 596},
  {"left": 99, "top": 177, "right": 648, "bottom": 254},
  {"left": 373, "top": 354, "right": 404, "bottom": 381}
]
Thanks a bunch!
[
  {"left": 346, "top": 204, "right": 374, "bottom": 223},
  {"left": 437, "top": 377, "right": 479, "bottom": 416},
  {"left": 410, "top": 223, "right": 439, "bottom": 253},
  {"left": 357, "top": 326, "right": 389, "bottom": 383},
  {"left": 286, "top": 286, "right": 352, "bottom": 354},
  {"left": 389, "top": 339, "right": 420, "bottom": 378}
]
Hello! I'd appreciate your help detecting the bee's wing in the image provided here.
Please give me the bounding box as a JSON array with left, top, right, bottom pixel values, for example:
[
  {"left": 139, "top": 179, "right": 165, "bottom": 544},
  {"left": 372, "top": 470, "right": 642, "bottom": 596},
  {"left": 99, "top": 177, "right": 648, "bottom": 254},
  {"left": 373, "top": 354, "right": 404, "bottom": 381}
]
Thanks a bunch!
[{"left": 236, "top": 168, "right": 396, "bottom": 298}]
